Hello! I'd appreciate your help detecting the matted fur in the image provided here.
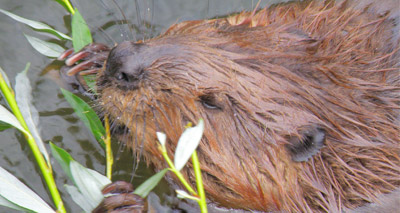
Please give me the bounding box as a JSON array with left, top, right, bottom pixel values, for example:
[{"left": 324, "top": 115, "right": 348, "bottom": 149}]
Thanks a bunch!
[{"left": 96, "top": 0, "right": 399, "bottom": 211}]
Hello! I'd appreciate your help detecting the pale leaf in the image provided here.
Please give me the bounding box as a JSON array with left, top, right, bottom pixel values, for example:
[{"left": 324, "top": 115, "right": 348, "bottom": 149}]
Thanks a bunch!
[
  {"left": 24, "top": 35, "right": 65, "bottom": 58},
  {"left": 0, "top": 167, "right": 55, "bottom": 213},
  {"left": 174, "top": 119, "right": 204, "bottom": 171},
  {"left": 15, "top": 63, "right": 50, "bottom": 163},
  {"left": 0, "top": 8, "right": 71, "bottom": 40}
]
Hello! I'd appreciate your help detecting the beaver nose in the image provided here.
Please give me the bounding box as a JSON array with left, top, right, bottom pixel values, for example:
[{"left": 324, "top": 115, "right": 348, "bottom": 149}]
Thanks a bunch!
[
  {"left": 112, "top": 62, "right": 146, "bottom": 90},
  {"left": 105, "top": 42, "right": 148, "bottom": 89}
]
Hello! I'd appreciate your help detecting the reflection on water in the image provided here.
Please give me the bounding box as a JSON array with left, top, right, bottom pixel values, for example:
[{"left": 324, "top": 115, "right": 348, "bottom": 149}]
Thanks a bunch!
[{"left": 0, "top": 0, "right": 284, "bottom": 211}]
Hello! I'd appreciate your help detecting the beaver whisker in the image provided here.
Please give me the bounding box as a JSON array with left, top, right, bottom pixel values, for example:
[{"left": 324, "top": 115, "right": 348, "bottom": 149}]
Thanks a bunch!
[
  {"left": 138, "top": 110, "right": 146, "bottom": 165},
  {"left": 149, "top": 104, "right": 161, "bottom": 134},
  {"left": 132, "top": 108, "right": 141, "bottom": 157},
  {"left": 131, "top": 106, "right": 146, "bottom": 172}
]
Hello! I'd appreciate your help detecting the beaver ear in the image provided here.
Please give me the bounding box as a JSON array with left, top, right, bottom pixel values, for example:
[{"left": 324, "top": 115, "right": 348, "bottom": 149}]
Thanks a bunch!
[{"left": 285, "top": 125, "right": 325, "bottom": 162}]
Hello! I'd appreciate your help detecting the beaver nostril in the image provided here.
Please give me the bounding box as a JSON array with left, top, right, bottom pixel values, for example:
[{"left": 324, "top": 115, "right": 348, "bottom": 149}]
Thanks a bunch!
[
  {"left": 116, "top": 72, "right": 129, "bottom": 82},
  {"left": 115, "top": 71, "right": 141, "bottom": 83}
]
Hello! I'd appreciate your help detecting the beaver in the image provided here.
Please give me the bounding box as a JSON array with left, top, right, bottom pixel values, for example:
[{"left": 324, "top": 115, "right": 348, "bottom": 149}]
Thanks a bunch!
[{"left": 60, "top": 0, "right": 400, "bottom": 212}]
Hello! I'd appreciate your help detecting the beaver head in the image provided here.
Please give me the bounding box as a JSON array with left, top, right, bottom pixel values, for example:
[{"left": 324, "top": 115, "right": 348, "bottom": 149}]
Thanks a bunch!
[{"left": 93, "top": 1, "right": 400, "bottom": 211}]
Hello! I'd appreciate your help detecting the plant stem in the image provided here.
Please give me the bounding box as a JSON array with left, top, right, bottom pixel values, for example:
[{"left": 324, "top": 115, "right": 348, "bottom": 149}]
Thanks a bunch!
[
  {"left": 192, "top": 151, "right": 207, "bottom": 213},
  {"left": 104, "top": 116, "right": 113, "bottom": 180},
  {"left": 160, "top": 146, "right": 197, "bottom": 195},
  {"left": 0, "top": 73, "right": 66, "bottom": 213},
  {"left": 62, "top": 0, "right": 75, "bottom": 14}
]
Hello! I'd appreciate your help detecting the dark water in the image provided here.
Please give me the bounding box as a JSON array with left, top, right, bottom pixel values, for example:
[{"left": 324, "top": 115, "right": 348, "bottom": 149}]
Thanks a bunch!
[{"left": 0, "top": 0, "right": 284, "bottom": 211}]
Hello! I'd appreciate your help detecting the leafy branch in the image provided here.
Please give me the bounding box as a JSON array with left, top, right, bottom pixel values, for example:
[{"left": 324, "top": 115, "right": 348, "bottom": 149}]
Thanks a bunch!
[
  {"left": 0, "top": 66, "right": 66, "bottom": 212},
  {"left": 157, "top": 120, "right": 208, "bottom": 212}
]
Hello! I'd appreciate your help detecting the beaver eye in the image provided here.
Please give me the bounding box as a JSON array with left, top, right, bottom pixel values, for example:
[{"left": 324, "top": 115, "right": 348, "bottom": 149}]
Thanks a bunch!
[{"left": 199, "top": 95, "right": 222, "bottom": 110}]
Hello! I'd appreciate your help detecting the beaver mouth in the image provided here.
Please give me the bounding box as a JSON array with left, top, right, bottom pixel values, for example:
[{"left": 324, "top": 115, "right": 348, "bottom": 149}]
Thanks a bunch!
[
  {"left": 98, "top": 80, "right": 175, "bottom": 126},
  {"left": 101, "top": 88, "right": 153, "bottom": 116}
]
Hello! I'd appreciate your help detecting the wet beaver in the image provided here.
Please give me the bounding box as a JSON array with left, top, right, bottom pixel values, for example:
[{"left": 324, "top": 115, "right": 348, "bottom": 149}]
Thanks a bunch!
[{"left": 60, "top": 0, "right": 400, "bottom": 212}]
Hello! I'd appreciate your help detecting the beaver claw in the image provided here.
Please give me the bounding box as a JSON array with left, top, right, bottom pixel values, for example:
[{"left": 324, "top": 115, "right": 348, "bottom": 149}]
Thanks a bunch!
[
  {"left": 58, "top": 43, "right": 110, "bottom": 76},
  {"left": 93, "top": 181, "right": 145, "bottom": 213},
  {"left": 58, "top": 43, "right": 110, "bottom": 95}
]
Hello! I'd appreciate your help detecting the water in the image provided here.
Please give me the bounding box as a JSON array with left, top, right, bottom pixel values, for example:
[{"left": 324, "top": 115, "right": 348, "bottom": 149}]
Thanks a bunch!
[{"left": 0, "top": 0, "right": 284, "bottom": 211}]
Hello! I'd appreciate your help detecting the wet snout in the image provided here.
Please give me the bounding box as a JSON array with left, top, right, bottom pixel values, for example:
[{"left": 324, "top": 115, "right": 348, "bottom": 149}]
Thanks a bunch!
[{"left": 104, "top": 41, "right": 184, "bottom": 90}]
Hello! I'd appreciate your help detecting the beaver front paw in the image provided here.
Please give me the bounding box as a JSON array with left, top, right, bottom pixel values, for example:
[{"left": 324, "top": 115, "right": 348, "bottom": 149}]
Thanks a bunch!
[
  {"left": 58, "top": 43, "right": 110, "bottom": 95},
  {"left": 92, "top": 181, "right": 145, "bottom": 213},
  {"left": 59, "top": 43, "right": 110, "bottom": 76}
]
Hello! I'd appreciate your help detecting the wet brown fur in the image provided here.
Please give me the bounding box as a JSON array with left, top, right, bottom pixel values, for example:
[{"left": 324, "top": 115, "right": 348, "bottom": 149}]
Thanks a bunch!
[{"left": 96, "top": 0, "right": 399, "bottom": 212}]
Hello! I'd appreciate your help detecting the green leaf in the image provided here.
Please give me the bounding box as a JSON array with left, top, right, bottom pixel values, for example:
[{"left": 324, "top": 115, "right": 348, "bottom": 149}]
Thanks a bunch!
[
  {"left": 54, "top": 0, "right": 75, "bottom": 14},
  {"left": 0, "top": 167, "right": 55, "bottom": 213},
  {"left": 0, "top": 67, "right": 12, "bottom": 111},
  {"left": 24, "top": 34, "right": 65, "bottom": 58},
  {"left": 0, "top": 67, "right": 11, "bottom": 90},
  {"left": 0, "top": 121, "right": 12, "bottom": 131},
  {"left": 50, "top": 142, "right": 74, "bottom": 181},
  {"left": 83, "top": 75, "right": 97, "bottom": 94},
  {"left": 60, "top": 88, "right": 105, "bottom": 148},
  {"left": 0, "top": 69, "right": 12, "bottom": 131},
  {"left": 174, "top": 119, "right": 204, "bottom": 171},
  {"left": 70, "top": 161, "right": 111, "bottom": 210},
  {"left": 0, "top": 105, "right": 30, "bottom": 136},
  {"left": 15, "top": 63, "right": 50, "bottom": 163},
  {"left": 134, "top": 168, "right": 168, "bottom": 198},
  {"left": 71, "top": 9, "right": 92, "bottom": 52},
  {"left": 0, "top": 8, "right": 71, "bottom": 40}
]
